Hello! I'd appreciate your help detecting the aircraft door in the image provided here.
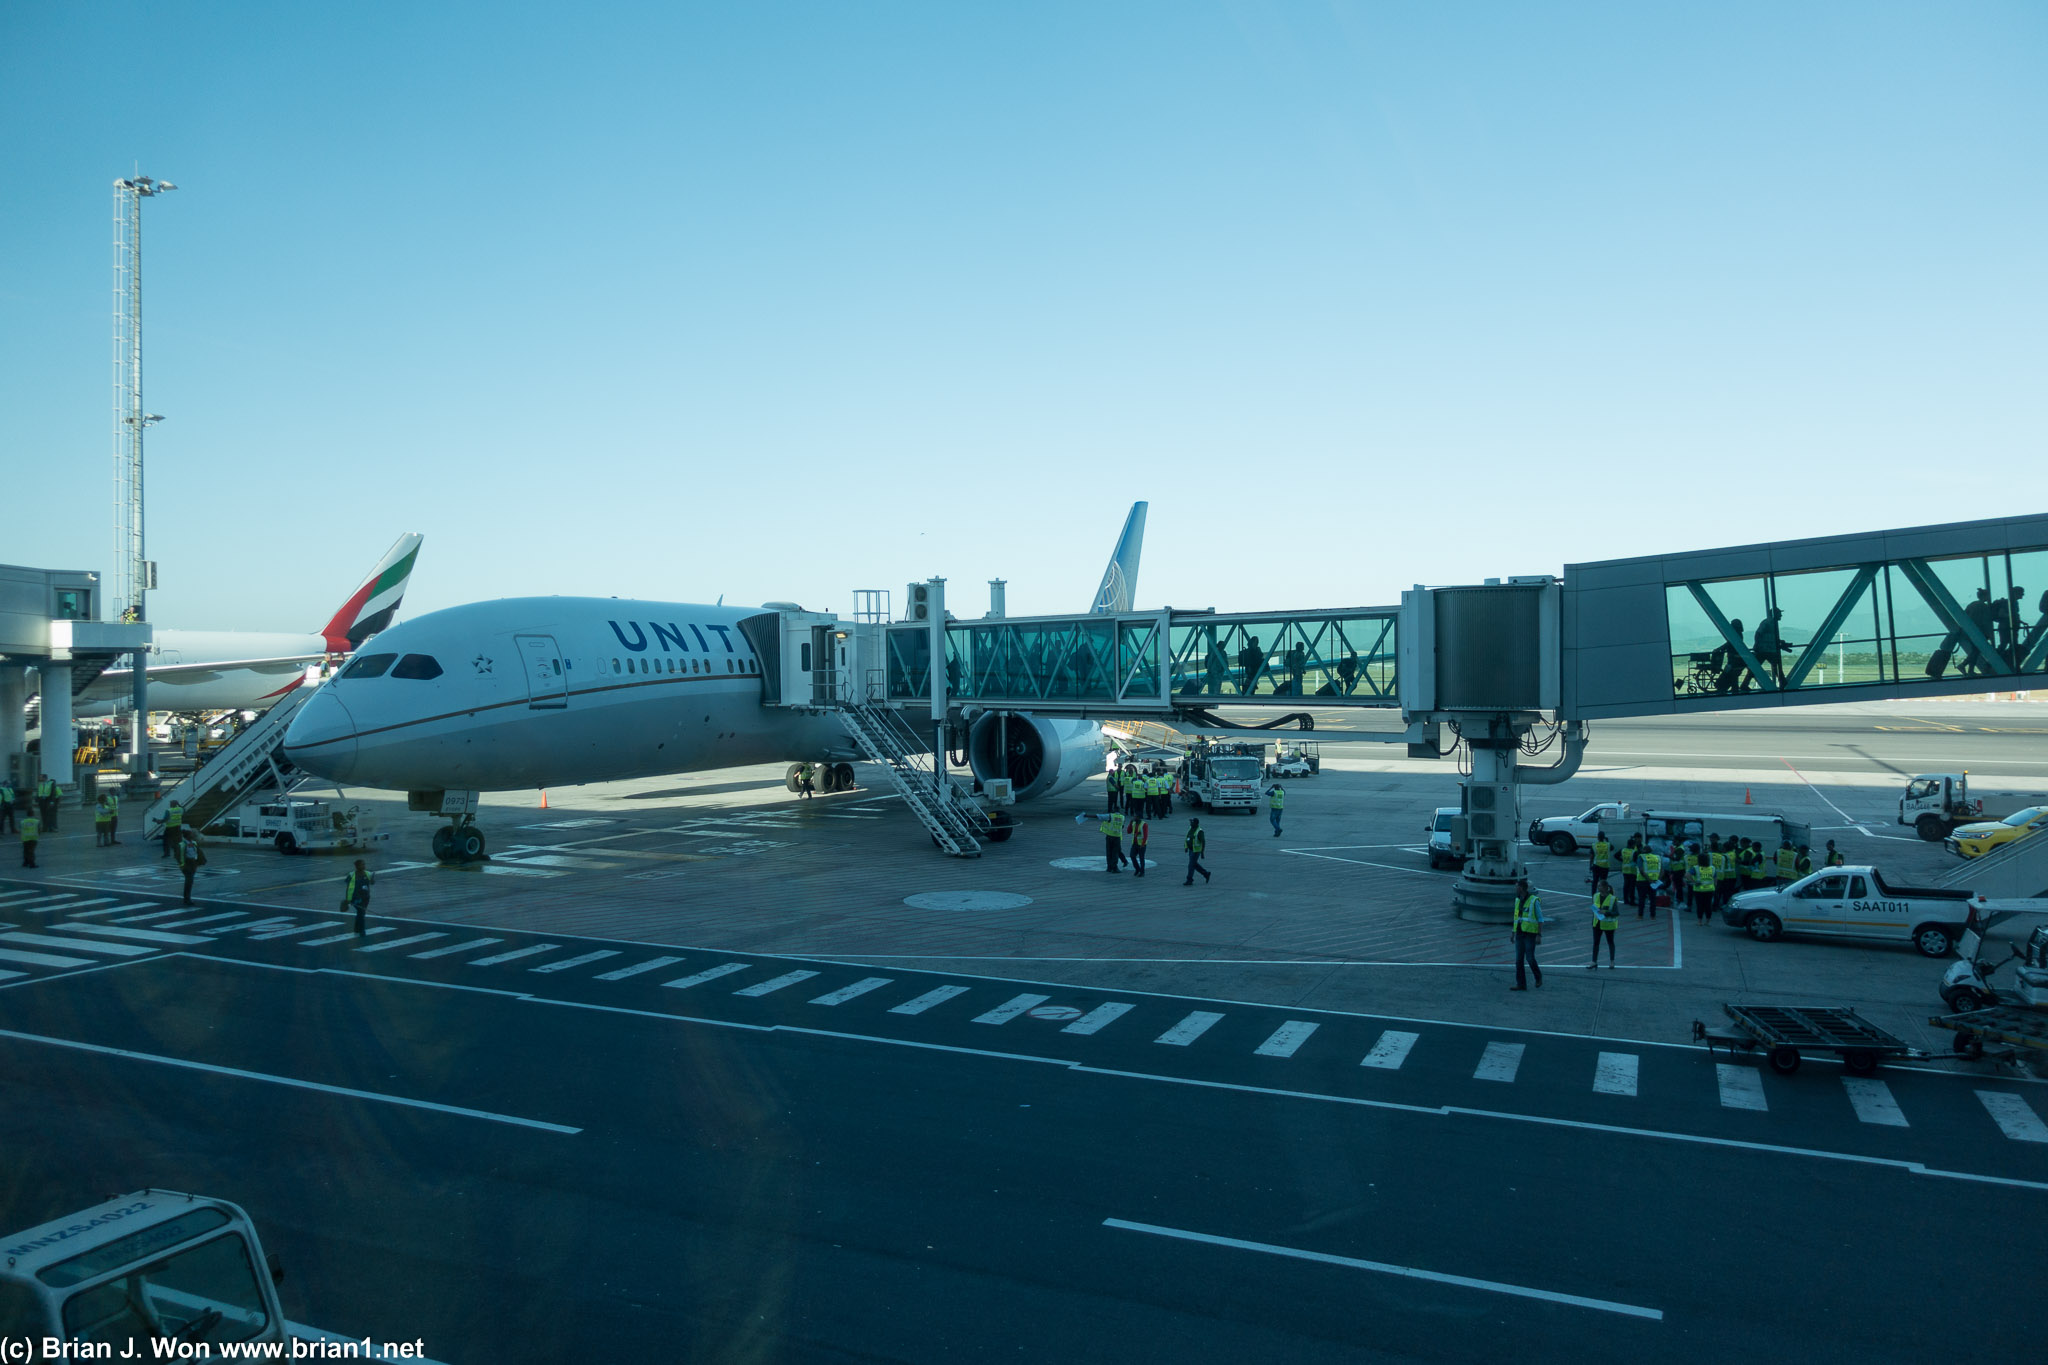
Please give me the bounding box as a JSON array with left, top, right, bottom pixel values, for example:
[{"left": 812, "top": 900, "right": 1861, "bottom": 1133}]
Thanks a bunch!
[{"left": 516, "top": 634, "right": 568, "bottom": 709}]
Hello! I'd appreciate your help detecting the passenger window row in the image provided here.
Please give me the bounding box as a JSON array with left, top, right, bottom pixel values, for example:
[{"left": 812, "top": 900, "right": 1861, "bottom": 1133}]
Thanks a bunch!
[{"left": 605, "top": 656, "right": 758, "bottom": 677}]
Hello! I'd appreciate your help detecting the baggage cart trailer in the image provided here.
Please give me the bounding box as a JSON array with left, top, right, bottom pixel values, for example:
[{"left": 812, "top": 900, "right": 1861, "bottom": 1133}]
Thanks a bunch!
[
  {"left": 1692, "top": 1004, "right": 1921, "bottom": 1076},
  {"left": 1929, "top": 1006, "right": 2048, "bottom": 1064}
]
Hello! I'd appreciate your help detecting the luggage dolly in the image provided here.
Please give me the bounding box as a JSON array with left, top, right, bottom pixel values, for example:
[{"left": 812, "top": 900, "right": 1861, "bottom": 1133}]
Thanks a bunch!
[
  {"left": 1927, "top": 1006, "right": 2048, "bottom": 1065},
  {"left": 1692, "top": 1004, "right": 1920, "bottom": 1076}
]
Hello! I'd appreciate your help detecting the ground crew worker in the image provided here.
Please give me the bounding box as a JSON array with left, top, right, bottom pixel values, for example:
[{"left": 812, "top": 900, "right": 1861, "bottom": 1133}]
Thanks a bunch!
[
  {"left": 1637, "top": 846, "right": 1662, "bottom": 919},
  {"left": 175, "top": 830, "right": 204, "bottom": 906},
  {"left": 1775, "top": 840, "right": 1797, "bottom": 885},
  {"left": 162, "top": 801, "right": 184, "bottom": 858},
  {"left": 1591, "top": 834, "right": 1611, "bottom": 886},
  {"left": 93, "top": 792, "right": 114, "bottom": 847},
  {"left": 1128, "top": 814, "right": 1149, "bottom": 877},
  {"left": 1100, "top": 808, "right": 1127, "bottom": 873},
  {"left": 1267, "top": 782, "right": 1285, "bottom": 838},
  {"left": 1183, "top": 818, "right": 1210, "bottom": 885},
  {"left": 1155, "top": 766, "right": 1172, "bottom": 817},
  {"left": 1692, "top": 856, "right": 1717, "bottom": 923},
  {"left": 343, "top": 858, "right": 374, "bottom": 934},
  {"left": 1795, "top": 845, "right": 1814, "bottom": 878},
  {"left": 1590, "top": 882, "right": 1618, "bottom": 967},
  {"left": 1825, "top": 840, "right": 1845, "bottom": 867},
  {"left": 797, "top": 761, "right": 816, "bottom": 799},
  {"left": 1149, "top": 768, "right": 1169, "bottom": 819},
  {"left": 19, "top": 811, "right": 40, "bottom": 867},
  {"left": 34, "top": 775, "right": 59, "bottom": 833},
  {"left": 1510, "top": 879, "right": 1545, "bottom": 990},
  {"left": 1618, "top": 836, "right": 1639, "bottom": 910},
  {"left": 101, "top": 787, "right": 119, "bottom": 844},
  {"left": 1717, "top": 837, "right": 1740, "bottom": 909},
  {"left": 0, "top": 780, "right": 15, "bottom": 834}
]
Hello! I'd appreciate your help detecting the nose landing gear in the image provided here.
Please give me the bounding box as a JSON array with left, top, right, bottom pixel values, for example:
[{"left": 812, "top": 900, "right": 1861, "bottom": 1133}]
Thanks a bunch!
[{"left": 430, "top": 818, "right": 488, "bottom": 863}]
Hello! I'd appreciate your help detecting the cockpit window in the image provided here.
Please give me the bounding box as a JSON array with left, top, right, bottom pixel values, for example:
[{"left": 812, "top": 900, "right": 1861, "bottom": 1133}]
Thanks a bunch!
[
  {"left": 391, "top": 654, "right": 443, "bottom": 680},
  {"left": 339, "top": 653, "right": 396, "bottom": 680}
]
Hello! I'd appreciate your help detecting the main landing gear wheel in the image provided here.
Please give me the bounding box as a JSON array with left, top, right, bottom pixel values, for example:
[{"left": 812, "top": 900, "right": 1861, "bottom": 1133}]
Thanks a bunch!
[
  {"left": 432, "top": 826, "right": 456, "bottom": 861},
  {"left": 785, "top": 764, "right": 805, "bottom": 794},
  {"left": 457, "top": 826, "right": 487, "bottom": 861},
  {"left": 831, "top": 763, "right": 855, "bottom": 793}
]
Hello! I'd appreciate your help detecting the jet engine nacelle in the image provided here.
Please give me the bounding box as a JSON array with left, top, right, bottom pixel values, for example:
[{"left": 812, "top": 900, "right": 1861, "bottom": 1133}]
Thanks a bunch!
[{"left": 966, "top": 713, "right": 1104, "bottom": 801}]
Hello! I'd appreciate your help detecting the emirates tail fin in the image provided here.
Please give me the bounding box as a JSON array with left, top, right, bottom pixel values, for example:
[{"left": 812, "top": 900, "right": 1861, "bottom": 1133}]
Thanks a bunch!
[{"left": 318, "top": 533, "right": 424, "bottom": 652}]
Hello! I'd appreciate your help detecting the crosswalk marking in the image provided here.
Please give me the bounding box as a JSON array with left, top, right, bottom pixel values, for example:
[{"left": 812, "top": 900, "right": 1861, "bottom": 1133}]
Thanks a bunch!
[
  {"left": 593, "top": 956, "right": 684, "bottom": 981},
  {"left": 46, "top": 923, "right": 214, "bottom": 946},
  {"left": 736, "top": 970, "right": 820, "bottom": 997},
  {"left": 0, "top": 947, "right": 97, "bottom": 970},
  {"left": 810, "top": 977, "right": 892, "bottom": 1006},
  {"left": 1842, "top": 1077, "right": 1907, "bottom": 1127},
  {"left": 154, "top": 912, "right": 245, "bottom": 929},
  {"left": 531, "top": 950, "right": 622, "bottom": 974},
  {"left": 0, "top": 931, "right": 153, "bottom": 958},
  {"left": 1716, "top": 1064, "right": 1769, "bottom": 1111},
  {"left": 15, "top": 898, "right": 107, "bottom": 915},
  {"left": 113, "top": 909, "right": 199, "bottom": 924},
  {"left": 661, "top": 963, "right": 750, "bottom": 990},
  {"left": 889, "top": 984, "right": 969, "bottom": 1015},
  {"left": 1062, "top": 1002, "right": 1135, "bottom": 1035},
  {"left": 250, "top": 923, "right": 336, "bottom": 940},
  {"left": 1474, "top": 1042, "right": 1525, "bottom": 1083},
  {"left": 1156, "top": 1011, "right": 1225, "bottom": 1046},
  {"left": 409, "top": 936, "right": 503, "bottom": 959},
  {"left": 1255, "top": 1021, "right": 1319, "bottom": 1058},
  {"left": 65, "top": 904, "right": 158, "bottom": 919},
  {"left": 0, "top": 891, "right": 54, "bottom": 904},
  {"left": 0, "top": 969, "right": 23, "bottom": 981},
  {"left": 1978, "top": 1091, "right": 2048, "bottom": 1143},
  {"left": 1593, "top": 1052, "right": 1639, "bottom": 1097},
  {"left": 207, "top": 918, "right": 296, "bottom": 935},
  {"left": 467, "top": 944, "right": 560, "bottom": 967},
  {"left": 1360, "top": 1030, "right": 1419, "bottom": 1070},
  {"left": 974, "top": 994, "right": 1050, "bottom": 1026},
  {"left": 303, "top": 928, "right": 394, "bottom": 947},
  {"left": 357, "top": 933, "right": 448, "bottom": 954}
]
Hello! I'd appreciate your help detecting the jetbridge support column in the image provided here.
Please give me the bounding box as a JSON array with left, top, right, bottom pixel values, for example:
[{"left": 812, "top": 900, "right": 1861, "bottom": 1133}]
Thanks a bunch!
[
  {"left": 1450, "top": 715, "right": 1589, "bottom": 922},
  {"left": 0, "top": 665, "right": 25, "bottom": 790},
  {"left": 37, "top": 663, "right": 73, "bottom": 794}
]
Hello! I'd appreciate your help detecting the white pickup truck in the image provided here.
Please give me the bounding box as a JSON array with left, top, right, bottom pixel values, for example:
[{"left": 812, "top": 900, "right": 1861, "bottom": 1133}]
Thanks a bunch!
[
  {"left": 1719, "top": 864, "right": 2031, "bottom": 958},
  {"left": 1526, "top": 802, "right": 1629, "bottom": 855}
]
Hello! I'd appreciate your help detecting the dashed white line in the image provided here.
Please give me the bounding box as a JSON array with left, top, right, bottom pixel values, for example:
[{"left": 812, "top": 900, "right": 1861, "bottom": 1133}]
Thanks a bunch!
[
  {"left": 111, "top": 909, "right": 191, "bottom": 924},
  {"left": 467, "top": 944, "right": 560, "bottom": 968},
  {"left": 357, "top": 933, "right": 449, "bottom": 955},
  {"left": 1254, "top": 1021, "right": 1319, "bottom": 1058},
  {"left": 153, "top": 912, "right": 246, "bottom": 929},
  {"left": 1717, "top": 1064, "right": 1769, "bottom": 1111},
  {"left": 1842, "top": 1077, "right": 1908, "bottom": 1127},
  {"left": 250, "top": 923, "right": 340, "bottom": 941},
  {"left": 661, "top": 963, "right": 751, "bottom": 990},
  {"left": 532, "top": 950, "right": 622, "bottom": 974},
  {"left": 1156, "top": 1011, "right": 1225, "bottom": 1046},
  {"left": 1474, "top": 1042, "right": 1525, "bottom": 1083},
  {"left": 810, "top": 977, "right": 893, "bottom": 1006},
  {"left": 889, "top": 985, "right": 970, "bottom": 1015},
  {"left": 64, "top": 904, "right": 158, "bottom": 919},
  {"left": 1360, "top": 1030, "right": 1419, "bottom": 1070},
  {"left": 1062, "top": 1002, "right": 1135, "bottom": 1036},
  {"left": 409, "top": 936, "right": 503, "bottom": 959},
  {"left": 593, "top": 956, "right": 684, "bottom": 981},
  {"left": 974, "top": 994, "right": 1051, "bottom": 1025},
  {"left": 207, "top": 917, "right": 296, "bottom": 935},
  {"left": 735, "top": 970, "right": 820, "bottom": 997},
  {"left": 303, "top": 928, "right": 394, "bottom": 947},
  {"left": 1593, "top": 1053, "right": 1639, "bottom": 1097},
  {"left": 1978, "top": 1091, "right": 2048, "bottom": 1143}
]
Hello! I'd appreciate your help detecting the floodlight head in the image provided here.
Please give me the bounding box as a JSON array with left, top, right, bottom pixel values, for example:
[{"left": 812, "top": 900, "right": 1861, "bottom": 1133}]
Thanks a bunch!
[{"left": 159, "top": 182, "right": 177, "bottom": 192}]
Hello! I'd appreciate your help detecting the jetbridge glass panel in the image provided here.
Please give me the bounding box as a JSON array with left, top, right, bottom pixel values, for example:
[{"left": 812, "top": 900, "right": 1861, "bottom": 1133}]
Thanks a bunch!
[
  {"left": 1167, "top": 614, "right": 1396, "bottom": 702},
  {"left": 942, "top": 619, "right": 1124, "bottom": 702},
  {"left": 1667, "top": 549, "right": 2048, "bottom": 699}
]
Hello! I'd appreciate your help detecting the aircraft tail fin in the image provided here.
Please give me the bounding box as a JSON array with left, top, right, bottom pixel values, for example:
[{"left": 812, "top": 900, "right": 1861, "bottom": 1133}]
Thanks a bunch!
[
  {"left": 1089, "top": 502, "right": 1147, "bottom": 614},
  {"left": 318, "top": 533, "right": 424, "bottom": 652}
]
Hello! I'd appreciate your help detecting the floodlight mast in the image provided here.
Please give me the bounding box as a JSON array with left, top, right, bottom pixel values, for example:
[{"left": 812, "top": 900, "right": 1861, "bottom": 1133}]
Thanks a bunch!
[{"left": 112, "top": 174, "right": 174, "bottom": 785}]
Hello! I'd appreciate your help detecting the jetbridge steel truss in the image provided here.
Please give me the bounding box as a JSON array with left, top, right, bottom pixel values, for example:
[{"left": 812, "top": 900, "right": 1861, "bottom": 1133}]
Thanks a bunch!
[{"left": 881, "top": 607, "right": 1401, "bottom": 713}]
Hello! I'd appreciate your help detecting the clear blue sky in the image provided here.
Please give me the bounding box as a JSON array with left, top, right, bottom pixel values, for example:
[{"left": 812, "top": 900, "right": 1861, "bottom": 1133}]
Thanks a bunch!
[{"left": 3, "top": 3, "right": 2043, "bottom": 630}]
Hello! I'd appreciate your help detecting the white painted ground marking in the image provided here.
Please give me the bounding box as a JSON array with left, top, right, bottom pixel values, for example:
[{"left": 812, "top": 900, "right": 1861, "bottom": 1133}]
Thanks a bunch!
[
  {"left": 64, "top": 904, "right": 157, "bottom": 919},
  {"left": 531, "top": 950, "right": 621, "bottom": 974},
  {"left": 889, "top": 984, "right": 970, "bottom": 1015},
  {"left": 661, "top": 962, "right": 750, "bottom": 990},
  {"left": 46, "top": 923, "right": 214, "bottom": 946},
  {"left": 1360, "top": 1031, "right": 1419, "bottom": 1070},
  {"left": 0, "top": 970, "right": 22, "bottom": 981},
  {"left": 1843, "top": 1077, "right": 1907, "bottom": 1128},
  {"left": 734, "top": 970, "right": 820, "bottom": 997},
  {"left": 112, "top": 908, "right": 198, "bottom": 924},
  {"left": 409, "top": 936, "right": 503, "bottom": 959},
  {"left": 973, "top": 993, "right": 1051, "bottom": 1025},
  {"left": 1062, "top": 1002, "right": 1135, "bottom": 1035},
  {"left": 0, "top": 1026, "right": 581, "bottom": 1135},
  {"left": 0, "top": 947, "right": 97, "bottom": 970},
  {"left": 1593, "top": 1053, "right": 1640, "bottom": 1097},
  {"left": 1255, "top": 1021, "right": 1320, "bottom": 1058},
  {"left": 0, "top": 891, "right": 54, "bottom": 904},
  {"left": 303, "top": 928, "right": 395, "bottom": 947},
  {"left": 467, "top": 944, "right": 560, "bottom": 967},
  {"left": 15, "top": 898, "right": 106, "bottom": 915},
  {"left": 357, "top": 933, "right": 448, "bottom": 954},
  {"left": 153, "top": 912, "right": 245, "bottom": 929},
  {"left": 1102, "top": 1220, "right": 1661, "bottom": 1321},
  {"left": 477, "top": 864, "right": 567, "bottom": 878},
  {"left": 207, "top": 918, "right": 295, "bottom": 935},
  {"left": 810, "top": 977, "right": 892, "bottom": 1005},
  {"left": 1716, "top": 1064, "right": 1769, "bottom": 1111},
  {"left": 249, "top": 924, "right": 334, "bottom": 940},
  {"left": 1474, "top": 1042, "right": 1525, "bottom": 1083},
  {"left": 0, "top": 931, "right": 153, "bottom": 958},
  {"left": 593, "top": 955, "right": 683, "bottom": 981},
  {"left": 1156, "top": 1011, "right": 1225, "bottom": 1046},
  {"left": 1978, "top": 1091, "right": 2048, "bottom": 1143}
]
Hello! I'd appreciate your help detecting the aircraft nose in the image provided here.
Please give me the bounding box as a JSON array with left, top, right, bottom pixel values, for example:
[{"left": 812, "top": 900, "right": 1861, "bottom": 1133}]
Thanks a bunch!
[{"left": 284, "top": 687, "right": 358, "bottom": 781}]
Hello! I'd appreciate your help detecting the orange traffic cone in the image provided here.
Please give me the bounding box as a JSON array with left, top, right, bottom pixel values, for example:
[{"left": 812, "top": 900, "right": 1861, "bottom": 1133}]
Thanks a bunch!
[
  {"left": 541, "top": 789, "right": 549, "bottom": 809},
  {"left": 1744, "top": 788, "right": 1752, "bottom": 805}
]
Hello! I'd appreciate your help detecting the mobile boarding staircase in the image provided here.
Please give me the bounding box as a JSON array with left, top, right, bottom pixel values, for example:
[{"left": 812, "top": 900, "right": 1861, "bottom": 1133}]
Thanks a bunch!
[
  {"left": 143, "top": 686, "right": 316, "bottom": 840},
  {"left": 833, "top": 700, "right": 995, "bottom": 858},
  {"left": 1935, "top": 828, "right": 2048, "bottom": 901}
]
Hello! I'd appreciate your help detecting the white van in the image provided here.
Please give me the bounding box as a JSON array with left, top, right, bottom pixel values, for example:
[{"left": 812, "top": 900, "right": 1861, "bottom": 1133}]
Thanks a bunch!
[{"left": 1426, "top": 806, "right": 1462, "bottom": 870}]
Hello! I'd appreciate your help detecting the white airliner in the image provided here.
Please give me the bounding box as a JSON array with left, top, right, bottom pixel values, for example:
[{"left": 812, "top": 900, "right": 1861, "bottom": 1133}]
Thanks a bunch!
[
  {"left": 73, "top": 534, "right": 424, "bottom": 717},
  {"left": 284, "top": 507, "right": 1147, "bottom": 858}
]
